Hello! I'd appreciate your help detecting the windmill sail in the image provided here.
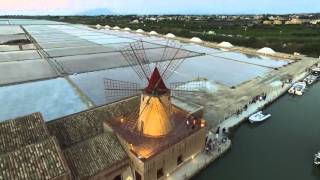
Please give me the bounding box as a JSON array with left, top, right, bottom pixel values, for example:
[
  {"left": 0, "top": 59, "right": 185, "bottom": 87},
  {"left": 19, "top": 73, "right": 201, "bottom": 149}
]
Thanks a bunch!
[
  {"left": 170, "top": 80, "right": 208, "bottom": 98},
  {"left": 104, "top": 78, "right": 142, "bottom": 103},
  {"left": 104, "top": 40, "right": 203, "bottom": 137}
]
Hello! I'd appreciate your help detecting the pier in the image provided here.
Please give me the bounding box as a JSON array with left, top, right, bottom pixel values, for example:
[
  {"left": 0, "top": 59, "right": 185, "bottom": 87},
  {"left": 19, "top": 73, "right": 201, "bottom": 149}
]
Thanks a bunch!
[{"left": 167, "top": 139, "right": 231, "bottom": 180}]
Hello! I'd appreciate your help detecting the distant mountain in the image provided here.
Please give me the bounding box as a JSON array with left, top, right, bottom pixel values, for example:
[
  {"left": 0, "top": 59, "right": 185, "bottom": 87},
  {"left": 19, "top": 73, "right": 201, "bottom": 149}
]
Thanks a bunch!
[{"left": 78, "top": 8, "right": 114, "bottom": 16}]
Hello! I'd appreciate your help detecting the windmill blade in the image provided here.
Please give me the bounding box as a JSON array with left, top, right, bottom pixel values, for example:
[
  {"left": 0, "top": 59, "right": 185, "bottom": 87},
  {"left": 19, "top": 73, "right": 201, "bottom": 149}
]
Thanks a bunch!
[
  {"left": 162, "top": 51, "right": 189, "bottom": 80},
  {"left": 104, "top": 78, "right": 142, "bottom": 103},
  {"left": 156, "top": 96, "right": 172, "bottom": 119},
  {"left": 124, "top": 94, "right": 154, "bottom": 133},
  {"left": 156, "top": 41, "right": 193, "bottom": 80},
  {"left": 121, "top": 104, "right": 141, "bottom": 132},
  {"left": 169, "top": 80, "right": 208, "bottom": 98},
  {"left": 157, "top": 41, "right": 182, "bottom": 76},
  {"left": 121, "top": 41, "right": 152, "bottom": 81}
]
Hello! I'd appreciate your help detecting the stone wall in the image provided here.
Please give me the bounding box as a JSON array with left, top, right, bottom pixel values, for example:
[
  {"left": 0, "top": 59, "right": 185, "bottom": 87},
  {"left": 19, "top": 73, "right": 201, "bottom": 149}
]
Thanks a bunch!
[{"left": 142, "top": 127, "right": 206, "bottom": 180}]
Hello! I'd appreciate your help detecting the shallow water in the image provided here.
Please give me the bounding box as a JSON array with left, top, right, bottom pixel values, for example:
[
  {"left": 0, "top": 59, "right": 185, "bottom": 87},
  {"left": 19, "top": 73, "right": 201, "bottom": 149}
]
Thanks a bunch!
[
  {"left": 0, "top": 78, "right": 87, "bottom": 121},
  {"left": 194, "top": 83, "right": 320, "bottom": 180}
]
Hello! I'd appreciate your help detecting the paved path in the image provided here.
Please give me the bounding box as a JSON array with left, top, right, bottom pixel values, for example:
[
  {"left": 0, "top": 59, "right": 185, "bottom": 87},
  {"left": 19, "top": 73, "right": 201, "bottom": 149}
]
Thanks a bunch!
[{"left": 166, "top": 140, "right": 231, "bottom": 180}]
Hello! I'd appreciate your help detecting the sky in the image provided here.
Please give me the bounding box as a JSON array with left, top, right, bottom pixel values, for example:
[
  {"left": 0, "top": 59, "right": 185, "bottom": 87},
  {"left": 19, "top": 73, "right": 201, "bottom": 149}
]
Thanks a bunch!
[{"left": 0, "top": 0, "right": 319, "bottom": 15}]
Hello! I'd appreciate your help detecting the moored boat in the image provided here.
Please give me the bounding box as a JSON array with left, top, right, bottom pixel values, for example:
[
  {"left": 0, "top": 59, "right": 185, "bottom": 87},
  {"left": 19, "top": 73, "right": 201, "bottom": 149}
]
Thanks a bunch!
[
  {"left": 303, "top": 75, "right": 318, "bottom": 85},
  {"left": 288, "top": 82, "right": 306, "bottom": 96},
  {"left": 248, "top": 111, "right": 271, "bottom": 123}
]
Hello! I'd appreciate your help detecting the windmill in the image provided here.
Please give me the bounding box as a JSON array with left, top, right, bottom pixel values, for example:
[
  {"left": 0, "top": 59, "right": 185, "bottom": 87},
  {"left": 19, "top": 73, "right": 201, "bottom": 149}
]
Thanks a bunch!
[{"left": 104, "top": 40, "right": 206, "bottom": 137}]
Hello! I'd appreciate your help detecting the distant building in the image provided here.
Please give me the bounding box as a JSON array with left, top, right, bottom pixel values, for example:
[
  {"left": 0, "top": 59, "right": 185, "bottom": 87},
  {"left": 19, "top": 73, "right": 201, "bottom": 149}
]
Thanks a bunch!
[
  {"left": 253, "top": 15, "right": 263, "bottom": 20},
  {"left": 147, "top": 17, "right": 157, "bottom": 21},
  {"left": 268, "top": 16, "right": 276, "bottom": 20},
  {"left": 263, "top": 20, "right": 273, "bottom": 25},
  {"left": 285, "top": 18, "right": 303, "bottom": 25},
  {"left": 310, "top": 20, "right": 320, "bottom": 25},
  {"left": 273, "top": 20, "right": 283, "bottom": 25}
]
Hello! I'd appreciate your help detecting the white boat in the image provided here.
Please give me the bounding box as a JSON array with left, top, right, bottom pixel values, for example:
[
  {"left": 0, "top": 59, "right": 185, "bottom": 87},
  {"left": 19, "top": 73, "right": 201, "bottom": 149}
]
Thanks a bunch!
[
  {"left": 288, "top": 82, "right": 306, "bottom": 96},
  {"left": 303, "top": 75, "right": 317, "bottom": 85},
  {"left": 248, "top": 111, "right": 271, "bottom": 123},
  {"left": 311, "top": 67, "right": 320, "bottom": 76},
  {"left": 314, "top": 151, "right": 320, "bottom": 165}
]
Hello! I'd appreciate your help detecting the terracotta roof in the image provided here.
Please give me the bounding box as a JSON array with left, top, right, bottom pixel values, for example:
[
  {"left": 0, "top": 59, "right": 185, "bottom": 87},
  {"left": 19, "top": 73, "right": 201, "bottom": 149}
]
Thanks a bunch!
[
  {"left": 47, "top": 110, "right": 104, "bottom": 149},
  {"left": 47, "top": 96, "right": 139, "bottom": 149},
  {"left": 63, "top": 132, "right": 128, "bottom": 179},
  {"left": 0, "top": 112, "right": 49, "bottom": 154},
  {"left": 0, "top": 138, "right": 69, "bottom": 180},
  {"left": 0, "top": 97, "right": 141, "bottom": 179}
]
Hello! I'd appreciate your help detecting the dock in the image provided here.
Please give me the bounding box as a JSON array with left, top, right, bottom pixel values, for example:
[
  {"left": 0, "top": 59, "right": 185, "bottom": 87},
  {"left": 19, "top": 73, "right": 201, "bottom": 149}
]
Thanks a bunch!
[{"left": 166, "top": 140, "right": 231, "bottom": 180}]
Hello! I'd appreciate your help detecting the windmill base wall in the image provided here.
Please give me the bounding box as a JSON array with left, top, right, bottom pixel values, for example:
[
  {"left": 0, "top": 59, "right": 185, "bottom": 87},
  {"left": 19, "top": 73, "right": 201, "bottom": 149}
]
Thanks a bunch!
[{"left": 118, "top": 127, "right": 206, "bottom": 180}]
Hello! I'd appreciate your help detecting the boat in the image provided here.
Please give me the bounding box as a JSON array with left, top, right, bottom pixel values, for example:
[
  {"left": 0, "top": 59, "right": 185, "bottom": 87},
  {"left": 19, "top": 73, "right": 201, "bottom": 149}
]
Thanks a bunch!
[
  {"left": 311, "top": 67, "right": 320, "bottom": 77},
  {"left": 314, "top": 151, "right": 320, "bottom": 165},
  {"left": 288, "top": 82, "right": 306, "bottom": 96},
  {"left": 248, "top": 111, "right": 271, "bottom": 123},
  {"left": 303, "top": 75, "right": 318, "bottom": 85}
]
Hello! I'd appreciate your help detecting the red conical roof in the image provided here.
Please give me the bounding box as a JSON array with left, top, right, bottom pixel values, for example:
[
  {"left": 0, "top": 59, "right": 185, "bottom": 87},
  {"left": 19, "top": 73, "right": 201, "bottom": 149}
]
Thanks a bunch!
[{"left": 145, "top": 67, "right": 168, "bottom": 94}]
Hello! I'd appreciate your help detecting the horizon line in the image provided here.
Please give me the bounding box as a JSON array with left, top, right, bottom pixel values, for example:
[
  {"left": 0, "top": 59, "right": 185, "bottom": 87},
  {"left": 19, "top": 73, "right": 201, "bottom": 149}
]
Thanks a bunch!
[{"left": 1, "top": 12, "right": 320, "bottom": 16}]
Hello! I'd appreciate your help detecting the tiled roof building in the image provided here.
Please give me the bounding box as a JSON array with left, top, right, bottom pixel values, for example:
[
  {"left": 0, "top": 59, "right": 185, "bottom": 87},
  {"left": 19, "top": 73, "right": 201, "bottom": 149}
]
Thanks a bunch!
[
  {"left": 46, "top": 98, "right": 137, "bottom": 179},
  {"left": 0, "top": 138, "right": 68, "bottom": 180},
  {"left": 0, "top": 113, "right": 70, "bottom": 180},
  {"left": 64, "top": 132, "right": 129, "bottom": 180},
  {"left": 0, "top": 98, "right": 138, "bottom": 180},
  {"left": 47, "top": 110, "right": 105, "bottom": 149},
  {"left": 46, "top": 96, "right": 139, "bottom": 149},
  {"left": 0, "top": 112, "right": 49, "bottom": 154}
]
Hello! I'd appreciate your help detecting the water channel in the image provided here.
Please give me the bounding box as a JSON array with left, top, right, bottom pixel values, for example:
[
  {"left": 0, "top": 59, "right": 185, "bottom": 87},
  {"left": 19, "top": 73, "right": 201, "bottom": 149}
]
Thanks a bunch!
[{"left": 194, "top": 82, "right": 320, "bottom": 180}]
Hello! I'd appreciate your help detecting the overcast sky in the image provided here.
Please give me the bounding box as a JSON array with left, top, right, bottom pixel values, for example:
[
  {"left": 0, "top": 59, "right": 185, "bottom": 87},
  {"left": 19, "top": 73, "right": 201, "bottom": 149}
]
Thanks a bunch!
[{"left": 1, "top": 0, "right": 319, "bottom": 15}]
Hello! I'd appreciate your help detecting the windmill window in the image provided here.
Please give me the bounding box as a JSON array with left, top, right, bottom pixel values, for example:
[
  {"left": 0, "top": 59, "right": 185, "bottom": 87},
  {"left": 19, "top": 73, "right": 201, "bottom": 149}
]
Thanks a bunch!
[
  {"left": 157, "top": 168, "right": 164, "bottom": 179},
  {"left": 135, "top": 171, "right": 141, "bottom": 180},
  {"left": 177, "top": 155, "right": 183, "bottom": 165},
  {"left": 113, "top": 175, "right": 121, "bottom": 180}
]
